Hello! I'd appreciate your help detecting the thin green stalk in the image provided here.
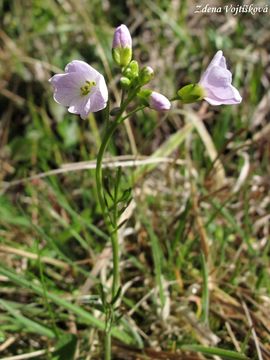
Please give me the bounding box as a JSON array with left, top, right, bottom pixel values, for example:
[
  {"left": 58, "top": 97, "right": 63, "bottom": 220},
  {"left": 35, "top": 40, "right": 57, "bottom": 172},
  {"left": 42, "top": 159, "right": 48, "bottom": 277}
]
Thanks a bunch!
[
  {"left": 95, "top": 92, "right": 140, "bottom": 297},
  {"left": 105, "top": 330, "right": 111, "bottom": 360},
  {"left": 96, "top": 119, "right": 119, "bottom": 360},
  {"left": 95, "top": 119, "right": 121, "bottom": 299},
  {"left": 111, "top": 231, "right": 119, "bottom": 297},
  {"left": 121, "top": 105, "right": 145, "bottom": 121},
  {"left": 96, "top": 92, "right": 141, "bottom": 360},
  {"left": 200, "top": 252, "right": 209, "bottom": 325},
  {"left": 180, "top": 345, "right": 249, "bottom": 360}
]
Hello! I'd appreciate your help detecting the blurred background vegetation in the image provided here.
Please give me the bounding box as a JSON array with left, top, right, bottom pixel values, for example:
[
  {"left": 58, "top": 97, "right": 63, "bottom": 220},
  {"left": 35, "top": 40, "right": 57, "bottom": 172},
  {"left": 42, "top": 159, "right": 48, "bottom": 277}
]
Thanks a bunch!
[{"left": 0, "top": 0, "right": 269, "bottom": 359}]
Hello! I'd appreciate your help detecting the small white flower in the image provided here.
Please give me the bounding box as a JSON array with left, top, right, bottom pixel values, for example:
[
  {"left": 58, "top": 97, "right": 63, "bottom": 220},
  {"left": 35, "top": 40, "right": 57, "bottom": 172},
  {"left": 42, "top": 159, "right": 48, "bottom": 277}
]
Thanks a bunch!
[{"left": 49, "top": 60, "right": 108, "bottom": 119}]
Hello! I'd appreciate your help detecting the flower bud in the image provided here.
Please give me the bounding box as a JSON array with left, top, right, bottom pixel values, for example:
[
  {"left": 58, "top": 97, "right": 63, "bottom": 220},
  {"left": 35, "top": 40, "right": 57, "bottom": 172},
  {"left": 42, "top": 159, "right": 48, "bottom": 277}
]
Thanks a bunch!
[
  {"left": 139, "top": 66, "right": 154, "bottom": 85},
  {"left": 149, "top": 91, "right": 171, "bottom": 111},
  {"left": 120, "top": 77, "right": 131, "bottom": 89},
  {"left": 123, "top": 60, "right": 139, "bottom": 79},
  {"left": 112, "top": 24, "right": 132, "bottom": 67},
  {"left": 177, "top": 84, "right": 205, "bottom": 104}
]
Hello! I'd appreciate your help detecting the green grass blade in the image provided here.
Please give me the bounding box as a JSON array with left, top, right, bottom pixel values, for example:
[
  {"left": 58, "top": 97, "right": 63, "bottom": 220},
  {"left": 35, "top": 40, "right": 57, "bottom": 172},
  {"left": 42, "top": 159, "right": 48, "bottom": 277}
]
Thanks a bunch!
[
  {"left": 0, "top": 299, "right": 56, "bottom": 339},
  {"left": 0, "top": 265, "right": 134, "bottom": 345},
  {"left": 181, "top": 345, "right": 249, "bottom": 360},
  {"left": 200, "top": 252, "right": 209, "bottom": 325},
  {"left": 142, "top": 219, "right": 165, "bottom": 307}
]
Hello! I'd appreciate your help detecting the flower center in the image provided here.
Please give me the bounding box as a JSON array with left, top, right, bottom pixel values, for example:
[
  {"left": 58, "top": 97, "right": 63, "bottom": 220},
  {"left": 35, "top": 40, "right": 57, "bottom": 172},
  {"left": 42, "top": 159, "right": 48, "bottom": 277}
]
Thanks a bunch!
[{"left": 80, "top": 80, "right": 96, "bottom": 96}]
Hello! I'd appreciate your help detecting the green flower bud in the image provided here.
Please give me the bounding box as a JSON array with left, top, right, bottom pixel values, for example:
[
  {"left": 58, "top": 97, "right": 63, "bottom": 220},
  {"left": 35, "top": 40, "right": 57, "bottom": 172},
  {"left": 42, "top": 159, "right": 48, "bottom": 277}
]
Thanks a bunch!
[
  {"left": 120, "top": 77, "right": 131, "bottom": 89},
  {"left": 137, "top": 89, "right": 171, "bottom": 111},
  {"left": 112, "top": 25, "right": 132, "bottom": 67},
  {"left": 177, "top": 84, "right": 205, "bottom": 103},
  {"left": 129, "top": 60, "right": 139, "bottom": 77},
  {"left": 112, "top": 48, "right": 132, "bottom": 68},
  {"left": 139, "top": 66, "right": 154, "bottom": 85},
  {"left": 123, "top": 60, "right": 139, "bottom": 79}
]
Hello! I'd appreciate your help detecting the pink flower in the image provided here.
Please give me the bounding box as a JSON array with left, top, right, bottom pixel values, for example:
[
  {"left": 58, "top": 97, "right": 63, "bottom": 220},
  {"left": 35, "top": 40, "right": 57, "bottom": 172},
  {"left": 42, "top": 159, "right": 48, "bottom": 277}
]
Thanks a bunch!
[
  {"left": 199, "top": 50, "right": 242, "bottom": 105},
  {"left": 149, "top": 91, "right": 171, "bottom": 111},
  {"left": 49, "top": 60, "right": 108, "bottom": 119},
  {"left": 112, "top": 24, "right": 132, "bottom": 49}
]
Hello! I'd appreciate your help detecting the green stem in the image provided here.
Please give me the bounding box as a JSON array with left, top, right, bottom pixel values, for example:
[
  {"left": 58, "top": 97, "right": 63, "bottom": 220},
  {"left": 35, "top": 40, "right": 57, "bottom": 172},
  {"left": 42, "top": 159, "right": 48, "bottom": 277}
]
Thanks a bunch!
[
  {"left": 111, "top": 230, "right": 119, "bottom": 297},
  {"left": 96, "top": 118, "right": 122, "bottom": 360},
  {"left": 104, "top": 330, "right": 111, "bottom": 360},
  {"left": 96, "top": 119, "right": 121, "bottom": 230},
  {"left": 201, "top": 252, "right": 209, "bottom": 325},
  {"left": 96, "top": 93, "right": 140, "bottom": 297},
  {"left": 121, "top": 105, "right": 145, "bottom": 121},
  {"left": 96, "top": 120, "right": 121, "bottom": 300},
  {"left": 96, "top": 92, "right": 142, "bottom": 360}
]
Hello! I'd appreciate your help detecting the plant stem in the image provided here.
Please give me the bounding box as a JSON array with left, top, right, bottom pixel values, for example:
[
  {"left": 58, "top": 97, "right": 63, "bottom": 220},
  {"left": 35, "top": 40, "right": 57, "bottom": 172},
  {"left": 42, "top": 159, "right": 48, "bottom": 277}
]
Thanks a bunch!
[
  {"left": 96, "top": 93, "right": 139, "bottom": 297},
  {"left": 201, "top": 252, "right": 209, "bottom": 325},
  {"left": 104, "top": 330, "right": 111, "bottom": 360},
  {"left": 96, "top": 120, "right": 121, "bottom": 298},
  {"left": 96, "top": 93, "right": 141, "bottom": 360},
  {"left": 96, "top": 119, "right": 120, "bottom": 360}
]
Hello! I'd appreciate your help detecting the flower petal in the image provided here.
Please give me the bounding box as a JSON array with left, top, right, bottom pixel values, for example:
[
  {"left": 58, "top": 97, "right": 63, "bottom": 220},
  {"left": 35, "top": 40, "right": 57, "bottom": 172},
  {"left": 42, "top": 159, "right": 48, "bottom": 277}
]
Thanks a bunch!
[
  {"left": 218, "top": 54, "right": 227, "bottom": 69},
  {"left": 65, "top": 60, "right": 100, "bottom": 80},
  {"left": 85, "top": 75, "right": 108, "bottom": 112},
  {"left": 203, "top": 95, "right": 223, "bottom": 106},
  {"left": 89, "top": 90, "right": 107, "bottom": 112},
  {"left": 80, "top": 98, "right": 92, "bottom": 119},
  {"left": 49, "top": 73, "right": 83, "bottom": 106},
  {"left": 208, "top": 50, "right": 223, "bottom": 68},
  {"left": 97, "top": 75, "right": 108, "bottom": 102},
  {"left": 206, "top": 66, "right": 232, "bottom": 87},
  {"left": 204, "top": 95, "right": 241, "bottom": 105},
  {"left": 231, "top": 85, "right": 242, "bottom": 103},
  {"left": 205, "top": 84, "right": 242, "bottom": 105},
  {"left": 199, "top": 51, "right": 242, "bottom": 106},
  {"left": 68, "top": 95, "right": 91, "bottom": 119},
  {"left": 200, "top": 50, "right": 227, "bottom": 83},
  {"left": 206, "top": 83, "right": 235, "bottom": 100}
]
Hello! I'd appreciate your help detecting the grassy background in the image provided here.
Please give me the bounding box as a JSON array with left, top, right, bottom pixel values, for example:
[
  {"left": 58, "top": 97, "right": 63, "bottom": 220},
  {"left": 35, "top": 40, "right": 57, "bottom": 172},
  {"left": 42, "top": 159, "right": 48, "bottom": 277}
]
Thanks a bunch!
[{"left": 0, "top": 0, "right": 270, "bottom": 359}]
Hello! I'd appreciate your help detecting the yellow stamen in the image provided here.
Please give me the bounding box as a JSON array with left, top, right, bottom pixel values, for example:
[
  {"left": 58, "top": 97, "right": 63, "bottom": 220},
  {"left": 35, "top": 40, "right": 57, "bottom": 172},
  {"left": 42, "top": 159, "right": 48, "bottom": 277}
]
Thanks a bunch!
[{"left": 80, "top": 80, "right": 96, "bottom": 96}]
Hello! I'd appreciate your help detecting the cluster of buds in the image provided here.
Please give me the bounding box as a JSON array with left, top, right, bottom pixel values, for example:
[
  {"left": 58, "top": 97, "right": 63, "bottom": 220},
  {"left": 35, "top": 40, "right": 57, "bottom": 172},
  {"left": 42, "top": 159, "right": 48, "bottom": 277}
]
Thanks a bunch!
[{"left": 112, "top": 24, "right": 171, "bottom": 111}]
